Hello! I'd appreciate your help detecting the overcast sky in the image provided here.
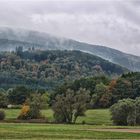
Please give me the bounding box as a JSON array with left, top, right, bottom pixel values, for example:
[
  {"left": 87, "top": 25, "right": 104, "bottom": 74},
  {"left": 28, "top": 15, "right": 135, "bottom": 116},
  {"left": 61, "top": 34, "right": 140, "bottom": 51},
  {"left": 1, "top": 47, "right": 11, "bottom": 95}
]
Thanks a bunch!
[{"left": 0, "top": 0, "right": 140, "bottom": 56}]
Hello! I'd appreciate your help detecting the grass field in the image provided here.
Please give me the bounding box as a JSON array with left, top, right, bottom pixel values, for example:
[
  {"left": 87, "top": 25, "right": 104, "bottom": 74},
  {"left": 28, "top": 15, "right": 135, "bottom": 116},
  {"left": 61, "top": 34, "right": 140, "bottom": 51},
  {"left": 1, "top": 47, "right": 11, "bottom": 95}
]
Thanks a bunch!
[
  {"left": 1, "top": 123, "right": 140, "bottom": 139},
  {"left": 1, "top": 109, "right": 140, "bottom": 139},
  {"left": 4, "top": 109, "right": 112, "bottom": 125}
]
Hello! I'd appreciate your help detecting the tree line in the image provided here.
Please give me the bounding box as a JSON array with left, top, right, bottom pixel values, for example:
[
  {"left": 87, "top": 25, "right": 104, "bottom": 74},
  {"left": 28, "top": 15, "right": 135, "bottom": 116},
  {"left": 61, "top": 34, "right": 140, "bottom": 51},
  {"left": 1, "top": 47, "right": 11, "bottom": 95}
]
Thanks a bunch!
[{"left": 0, "top": 72, "right": 140, "bottom": 108}]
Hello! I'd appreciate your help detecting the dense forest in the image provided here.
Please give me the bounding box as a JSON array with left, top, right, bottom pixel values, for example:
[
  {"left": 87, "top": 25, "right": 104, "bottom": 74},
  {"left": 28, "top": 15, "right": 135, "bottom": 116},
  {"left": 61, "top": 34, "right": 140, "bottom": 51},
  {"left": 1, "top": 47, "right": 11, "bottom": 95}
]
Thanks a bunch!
[
  {"left": 0, "top": 48, "right": 127, "bottom": 90},
  {"left": 52, "top": 72, "right": 140, "bottom": 108}
]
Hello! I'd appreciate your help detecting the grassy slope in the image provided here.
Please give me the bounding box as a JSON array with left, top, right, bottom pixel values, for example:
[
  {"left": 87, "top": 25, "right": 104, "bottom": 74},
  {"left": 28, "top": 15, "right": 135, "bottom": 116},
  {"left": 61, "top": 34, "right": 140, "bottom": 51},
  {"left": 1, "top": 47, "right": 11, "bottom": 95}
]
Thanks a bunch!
[{"left": 5, "top": 109, "right": 112, "bottom": 125}]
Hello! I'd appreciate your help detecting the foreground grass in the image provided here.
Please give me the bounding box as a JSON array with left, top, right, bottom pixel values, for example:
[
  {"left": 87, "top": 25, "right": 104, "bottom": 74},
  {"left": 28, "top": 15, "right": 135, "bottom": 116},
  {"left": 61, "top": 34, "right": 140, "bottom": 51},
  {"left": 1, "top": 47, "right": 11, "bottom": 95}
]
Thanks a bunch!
[
  {"left": 5, "top": 109, "right": 112, "bottom": 125},
  {"left": 0, "top": 123, "right": 140, "bottom": 139}
]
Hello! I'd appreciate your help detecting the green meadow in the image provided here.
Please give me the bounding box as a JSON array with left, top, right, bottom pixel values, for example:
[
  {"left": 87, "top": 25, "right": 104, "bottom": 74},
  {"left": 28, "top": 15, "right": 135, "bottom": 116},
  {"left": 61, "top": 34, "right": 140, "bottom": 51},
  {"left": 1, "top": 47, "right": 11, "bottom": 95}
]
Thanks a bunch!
[
  {"left": 0, "top": 109, "right": 139, "bottom": 139},
  {"left": 4, "top": 109, "right": 112, "bottom": 125}
]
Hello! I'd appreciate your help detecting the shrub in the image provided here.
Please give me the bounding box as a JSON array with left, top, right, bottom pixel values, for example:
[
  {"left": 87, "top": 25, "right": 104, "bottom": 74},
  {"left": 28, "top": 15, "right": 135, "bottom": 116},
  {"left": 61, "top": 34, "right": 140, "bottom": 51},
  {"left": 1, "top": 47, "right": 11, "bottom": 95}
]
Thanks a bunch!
[
  {"left": 127, "top": 113, "right": 136, "bottom": 126},
  {"left": 82, "top": 120, "right": 86, "bottom": 124},
  {"left": 53, "top": 112, "right": 66, "bottom": 123},
  {"left": 110, "top": 98, "right": 136, "bottom": 126},
  {"left": 0, "top": 110, "right": 5, "bottom": 120},
  {"left": 0, "top": 92, "right": 8, "bottom": 108},
  {"left": 27, "top": 104, "right": 41, "bottom": 119},
  {"left": 135, "top": 97, "right": 140, "bottom": 124}
]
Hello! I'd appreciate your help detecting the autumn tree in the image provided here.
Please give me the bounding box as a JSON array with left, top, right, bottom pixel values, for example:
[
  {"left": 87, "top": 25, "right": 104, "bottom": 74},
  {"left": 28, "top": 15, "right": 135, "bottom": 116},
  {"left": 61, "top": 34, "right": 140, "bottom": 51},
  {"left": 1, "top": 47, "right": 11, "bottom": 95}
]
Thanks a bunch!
[
  {"left": 18, "top": 93, "right": 49, "bottom": 120},
  {"left": 90, "top": 83, "right": 112, "bottom": 108},
  {"left": 111, "top": 79, "right": 133, "bottom": 103}
]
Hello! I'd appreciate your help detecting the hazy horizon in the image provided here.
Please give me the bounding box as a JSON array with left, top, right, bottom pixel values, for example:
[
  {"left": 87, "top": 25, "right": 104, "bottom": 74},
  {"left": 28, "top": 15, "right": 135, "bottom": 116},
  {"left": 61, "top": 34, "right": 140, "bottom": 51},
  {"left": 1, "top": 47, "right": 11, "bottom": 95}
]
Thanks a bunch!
[{"left": 0, "top": 0, "right": 140, "bottom": 56}]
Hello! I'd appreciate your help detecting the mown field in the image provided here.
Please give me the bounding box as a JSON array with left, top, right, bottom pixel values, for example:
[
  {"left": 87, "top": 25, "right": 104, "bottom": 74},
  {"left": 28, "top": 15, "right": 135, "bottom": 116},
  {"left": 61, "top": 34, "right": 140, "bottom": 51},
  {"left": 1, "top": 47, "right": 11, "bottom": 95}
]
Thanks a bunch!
[
  {"left": 1, "top": 123, "right": 140, "bottom": 139},
  {"left": 1, "top": 109, "right": 140, "bottom": 139}
]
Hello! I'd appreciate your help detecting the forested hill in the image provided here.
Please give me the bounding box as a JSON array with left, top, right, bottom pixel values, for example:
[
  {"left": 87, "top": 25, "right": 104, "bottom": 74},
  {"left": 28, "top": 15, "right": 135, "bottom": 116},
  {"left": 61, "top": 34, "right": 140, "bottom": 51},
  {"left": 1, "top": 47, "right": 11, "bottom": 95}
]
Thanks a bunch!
[
  {"left": 0, "top": 27, "right": 140, "bottom": 71},
  {"left": 0, "top": 49, "right": 128, "bottom": 90}
]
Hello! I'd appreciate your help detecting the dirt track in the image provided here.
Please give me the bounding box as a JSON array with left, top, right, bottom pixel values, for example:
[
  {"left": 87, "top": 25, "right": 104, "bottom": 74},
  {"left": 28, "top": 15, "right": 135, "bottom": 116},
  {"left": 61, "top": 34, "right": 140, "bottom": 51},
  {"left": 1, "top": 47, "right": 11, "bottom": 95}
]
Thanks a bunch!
[{"left": 88, "top": 129, "right": 140, "bottom": 134}]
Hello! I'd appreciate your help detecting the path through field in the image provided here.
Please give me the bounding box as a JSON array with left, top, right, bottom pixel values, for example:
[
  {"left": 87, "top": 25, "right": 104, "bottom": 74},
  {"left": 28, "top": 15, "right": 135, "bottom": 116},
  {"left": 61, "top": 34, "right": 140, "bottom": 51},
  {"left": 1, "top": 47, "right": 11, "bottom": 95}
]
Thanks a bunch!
[{"left": 89, "top": 128, "right": 140, "bottom": 134}]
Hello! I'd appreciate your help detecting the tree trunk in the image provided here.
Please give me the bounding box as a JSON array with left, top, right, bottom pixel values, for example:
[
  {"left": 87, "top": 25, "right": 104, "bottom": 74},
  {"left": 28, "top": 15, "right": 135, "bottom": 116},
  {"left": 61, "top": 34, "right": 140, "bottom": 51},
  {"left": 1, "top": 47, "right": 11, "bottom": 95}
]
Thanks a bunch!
[{"left": 73, "top": 115, "right": 78, "bottom": 124}]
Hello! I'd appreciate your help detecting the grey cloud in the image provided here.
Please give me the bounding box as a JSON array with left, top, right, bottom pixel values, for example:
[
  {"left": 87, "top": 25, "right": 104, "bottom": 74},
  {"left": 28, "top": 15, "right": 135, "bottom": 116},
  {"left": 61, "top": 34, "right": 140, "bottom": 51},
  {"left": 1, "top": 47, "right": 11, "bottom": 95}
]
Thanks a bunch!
[{"left": 0, "top": 0, "right": 140, "bottom": 55}]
